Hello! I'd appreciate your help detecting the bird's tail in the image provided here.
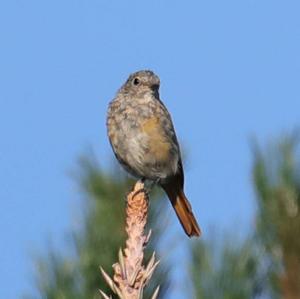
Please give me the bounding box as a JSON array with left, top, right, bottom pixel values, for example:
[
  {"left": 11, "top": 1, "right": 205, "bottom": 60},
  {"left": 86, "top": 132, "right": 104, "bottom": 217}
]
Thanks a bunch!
[{"left": 162, "top": 181, "right": 201, "bottom": 237}]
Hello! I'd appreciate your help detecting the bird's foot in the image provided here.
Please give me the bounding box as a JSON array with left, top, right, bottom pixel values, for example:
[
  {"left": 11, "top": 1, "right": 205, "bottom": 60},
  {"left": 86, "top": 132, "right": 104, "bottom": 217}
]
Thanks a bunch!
[{"left": 131, "top": 179, "right": 148, "bottom": 200}]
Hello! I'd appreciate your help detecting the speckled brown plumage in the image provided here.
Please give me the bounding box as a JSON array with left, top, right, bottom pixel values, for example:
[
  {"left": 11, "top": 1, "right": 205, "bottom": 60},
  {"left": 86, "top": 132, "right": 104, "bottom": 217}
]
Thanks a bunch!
[{"left": 107, "top": 70, "right": 201, "bottom": 237}]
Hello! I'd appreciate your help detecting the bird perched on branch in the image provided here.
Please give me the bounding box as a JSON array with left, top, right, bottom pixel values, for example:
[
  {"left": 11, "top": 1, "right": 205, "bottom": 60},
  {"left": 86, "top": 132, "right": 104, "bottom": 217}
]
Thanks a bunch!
[{"left": 106, "top": 70, "right": 201, "bottom": 237}]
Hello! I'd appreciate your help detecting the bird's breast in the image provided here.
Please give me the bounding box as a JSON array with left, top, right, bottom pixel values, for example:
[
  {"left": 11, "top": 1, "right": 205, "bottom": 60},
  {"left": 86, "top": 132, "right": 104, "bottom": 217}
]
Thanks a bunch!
[
  {"left": 140, "top": 117, "right": 172, "bottom": 162},
  {"left": 107, "top": 96, "right": 180, "bottom": 179}
]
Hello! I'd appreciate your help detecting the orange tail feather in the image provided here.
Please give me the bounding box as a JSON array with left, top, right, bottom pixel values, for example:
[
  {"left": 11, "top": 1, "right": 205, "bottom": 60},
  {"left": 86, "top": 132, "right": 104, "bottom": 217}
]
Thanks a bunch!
[{"left": 162, "top": 184, "right": 201, "bottom": 237}]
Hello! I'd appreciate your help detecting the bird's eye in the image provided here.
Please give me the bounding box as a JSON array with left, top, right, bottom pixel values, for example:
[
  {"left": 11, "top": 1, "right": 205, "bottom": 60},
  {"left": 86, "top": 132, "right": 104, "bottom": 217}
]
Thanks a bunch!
[{"left": 133, "top": 78, "right": 140, "bottom": 85}]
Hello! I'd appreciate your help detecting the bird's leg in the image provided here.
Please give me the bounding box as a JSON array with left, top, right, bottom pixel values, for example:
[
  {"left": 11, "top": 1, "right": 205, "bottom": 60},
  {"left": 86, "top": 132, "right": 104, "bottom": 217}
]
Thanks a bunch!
[
  {"left": 147, "top": 178, "right": 160, "bottom": 192},
  {"left": 137, "top": 178, "right": 160, "bottom": 198}
]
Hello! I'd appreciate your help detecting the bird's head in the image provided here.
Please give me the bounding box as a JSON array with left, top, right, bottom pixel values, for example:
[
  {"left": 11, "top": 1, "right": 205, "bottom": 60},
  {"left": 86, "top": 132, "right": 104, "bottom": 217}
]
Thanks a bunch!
[{"left": 121, "top": 70, "right": 160, "bottom": 97}]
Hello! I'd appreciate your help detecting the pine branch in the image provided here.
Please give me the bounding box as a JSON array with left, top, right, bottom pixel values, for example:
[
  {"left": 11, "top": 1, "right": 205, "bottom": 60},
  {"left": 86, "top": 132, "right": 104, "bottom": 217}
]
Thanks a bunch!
[{"left": 100, "top": 181, "right": 160, "bottom": 299}]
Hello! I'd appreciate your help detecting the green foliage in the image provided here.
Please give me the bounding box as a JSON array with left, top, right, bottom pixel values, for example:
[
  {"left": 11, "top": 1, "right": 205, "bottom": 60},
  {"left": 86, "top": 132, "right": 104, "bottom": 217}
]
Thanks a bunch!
[
  {"left": 253, "top": 133, "right": 300, "bottom": 298},
  {"left": 25, "top": 133, "right": 300, "bottom": 299},
  {"left": 189, "top": 234, "right": 263, "bottom": 299},
  {"left": 25, "top": 155, "right": 170, "bottom": 299},
  {"left": 188, "top": 133, "right": 300, "bottom": 299}
]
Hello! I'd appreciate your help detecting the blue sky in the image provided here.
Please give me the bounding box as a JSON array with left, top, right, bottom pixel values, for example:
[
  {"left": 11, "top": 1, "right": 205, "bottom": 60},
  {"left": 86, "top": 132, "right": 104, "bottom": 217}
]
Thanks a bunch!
[{"left": 1, "top": 0, "right": 300, "bottom": 298}]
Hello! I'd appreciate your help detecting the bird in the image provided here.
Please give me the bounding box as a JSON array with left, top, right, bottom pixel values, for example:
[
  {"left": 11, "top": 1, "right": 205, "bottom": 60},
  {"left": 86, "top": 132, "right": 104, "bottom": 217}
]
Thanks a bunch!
[{"left": 106, "top": 70, "right": 201, "bottom": 237}]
